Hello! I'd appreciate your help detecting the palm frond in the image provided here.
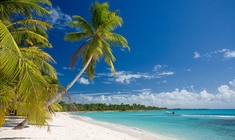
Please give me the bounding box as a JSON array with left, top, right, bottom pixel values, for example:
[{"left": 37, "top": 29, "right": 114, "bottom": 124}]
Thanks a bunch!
[
  {"left": 48, "top": 102, "right": 62, "bottom": 113},
  {"left": 0, "top": 20, "right": 21, "bottom": 54},
  {"left": 69, "top": 15, "right": 93, "bottom": 33},
  {"left": 11, "top": 28, "right": 52, "bottom": 48},
  {"left": 64, "top": 32, "right": 91, "bottom": 42},
  {"left": 100, "top": 39, "right": 116, "bottom": 75},
  {"left": 21, "top": 47, "right": 57, "bottom": 79},
  {"left": 70, "top": 40, "right": 91, "bottom": 68},
  {"left": 16, "top": 61, "right": 51, "bottom": 126},
  {"left": 37, "top": 0, "right": 52, "bottom": 7},
  {"left": 86, "top": 58, "right": 96, "bottom": 79},
  {"left": 0, "top": 20, "right": 21, "bottom": 78},
  {"left": 0, "top": 47, "right": 20, "bottom": 79},
  {"left": 0, "top": 0, "right": 51, "bottom": 20},
  {"left": 0, "top": 81, "right": 15, "bottom": 126},
  {"left": 99, "top": 12, "right": 123, "bottom": 31},
  {"left": 88, "top": 37, "right": 103, "bottom": 58},
  {"left": 0, "top": 111, "right": 6, "bottom": 126},
  {"left": 8, "top": 19, "right": 52, "bottom": 30},
  {"left": 91, "top": 2, "right": 110, "bottom": 29},
  {"left": 103, "top": 32, "right": 130, "bottom": 50}
]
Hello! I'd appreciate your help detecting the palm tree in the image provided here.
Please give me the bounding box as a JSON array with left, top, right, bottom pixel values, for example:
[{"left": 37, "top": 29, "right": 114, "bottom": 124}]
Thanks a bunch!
[
  {"left": 46, "top": 2, "right": 130, "bottom": 106},
  {"left": 0, "top": 0, "right": 61, "bottom": 128},
  {"left": 0, "top": 0, "right": 51, "bottom": 20}
]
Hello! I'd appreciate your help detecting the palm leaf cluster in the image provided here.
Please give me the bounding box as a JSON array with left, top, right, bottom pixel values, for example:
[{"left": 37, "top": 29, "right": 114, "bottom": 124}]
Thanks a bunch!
[
  {"left": 0, "top": 0, "right": 61, "bottom": 127},
  {"left": 64, "top": 2, "right": 130, "bottom": 80}
]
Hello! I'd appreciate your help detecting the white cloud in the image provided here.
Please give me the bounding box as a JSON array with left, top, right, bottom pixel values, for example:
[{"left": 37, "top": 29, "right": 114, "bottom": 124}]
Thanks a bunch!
[
  {"left": 78, "top": 77, "right": 90, "bottom": 85},
  {"left": 62, "top": 67, "right": 70, "bottom": 70},
  {"left": 153, "top": 65, "right": 175, "bottom": 77},
  {"left": 193, "top": 52, "right": 200, "bottom": 59},
  {"left": 224, "top": 50, "right": 235, "bottom": 58},
  {"left": 45, "top": 6, "right": 72, "bottom": 29},
  {"left": 57, "top": 72, "right": 64, "bottom": 76},
  {"left": 157, "top": 71, "right": 174, "bottom": 76},
  {"left": 70, "top": 80, "right": 235, "bottom": 109},
  {"left": 153, "top": 65, "right": 163, "bottom": 71},
  {"left": 200, "top": 49, "right": 235, "bottom": 59},
  {"left": 98, "top": 66, "right": 174, "bottom": 84},
  {"left": 212, "top": 49, "right": 229, "bottom": 53},
  {"left": 229, "top": 79, "right": 235, "bottom": 87},
  {"left": 217, "top": 49, "right": 235, "bottom": 59},
  {"left": 114, "top": 71, "right": 150, "bottom": 84}
]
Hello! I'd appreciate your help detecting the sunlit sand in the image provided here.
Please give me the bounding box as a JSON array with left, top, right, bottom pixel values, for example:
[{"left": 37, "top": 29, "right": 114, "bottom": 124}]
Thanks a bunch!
[{"left": 0, "top": 112, "right": 176, "bottom": 140}]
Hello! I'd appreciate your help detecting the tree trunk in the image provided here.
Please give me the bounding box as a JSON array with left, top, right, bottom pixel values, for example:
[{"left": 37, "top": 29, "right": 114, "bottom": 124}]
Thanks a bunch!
[
  {"left": 46, "top": 55, "right": 93, "bottom": 107},
  {"left": 13, "top": 119, "right": 27, "bottom": 130},
  {"left": 65, "top": 55, "right": 93, "bottom": 90}
]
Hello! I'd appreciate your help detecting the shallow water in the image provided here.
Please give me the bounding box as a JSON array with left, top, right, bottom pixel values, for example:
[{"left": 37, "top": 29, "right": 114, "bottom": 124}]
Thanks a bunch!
[{"left": 75, "top": 109, "right": 235, "bottom": 140}]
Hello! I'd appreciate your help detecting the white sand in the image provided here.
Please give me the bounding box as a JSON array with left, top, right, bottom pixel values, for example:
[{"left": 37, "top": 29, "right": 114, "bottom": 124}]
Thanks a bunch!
[{"left": 0, "top": 112, "right": 177, "bottom": 140}]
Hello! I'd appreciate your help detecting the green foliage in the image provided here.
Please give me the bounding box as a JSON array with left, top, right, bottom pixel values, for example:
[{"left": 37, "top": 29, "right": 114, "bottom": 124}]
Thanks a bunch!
[
  {"left": 0, "top": 0, "right": 51, "bottom": 22},
  {"left": 58, "top": 102, "right": 167, "bottom": 112},
  {"left": 0, "top": 0, "right": 61, "bottom": 127},
  {"left": 64, "top": 2, "right": 130, "bottom": 80}
]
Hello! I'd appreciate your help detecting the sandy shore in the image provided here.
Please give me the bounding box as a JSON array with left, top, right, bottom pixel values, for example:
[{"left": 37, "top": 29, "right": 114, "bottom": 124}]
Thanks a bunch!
[{"left": 0, "top": 112, "right": 177, "bottom": 140}]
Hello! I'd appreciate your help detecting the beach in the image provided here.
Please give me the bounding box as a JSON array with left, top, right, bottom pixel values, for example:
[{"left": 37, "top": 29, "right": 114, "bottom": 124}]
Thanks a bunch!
[{"left": 0, "top": 112, "right": 176, "bottom": 140}]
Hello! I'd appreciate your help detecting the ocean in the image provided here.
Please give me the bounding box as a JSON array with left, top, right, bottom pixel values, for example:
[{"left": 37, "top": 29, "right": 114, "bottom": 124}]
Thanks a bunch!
[{"left": 75, "top": 109, "right": 235, "bottom": 140}]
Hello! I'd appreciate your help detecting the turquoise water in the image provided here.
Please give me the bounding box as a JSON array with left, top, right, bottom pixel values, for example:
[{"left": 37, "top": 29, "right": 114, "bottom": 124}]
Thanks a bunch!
[{"left": 75, "top": 109, "right": 235, "bottom": 140}]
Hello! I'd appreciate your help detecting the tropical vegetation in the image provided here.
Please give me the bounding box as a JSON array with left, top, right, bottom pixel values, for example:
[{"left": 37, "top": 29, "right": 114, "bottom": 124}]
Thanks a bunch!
[
  {"left": 0, "top": 0, "right": 61, "bottom": 128},
  {"left": 0, "top": 1, "right": 130, "bottom": 129},
  {"left": 46, "top": 2, "right": 130, "bottom": 106},
  {"left": 59, "top": 102, "right": 167, "bottom": 112}
]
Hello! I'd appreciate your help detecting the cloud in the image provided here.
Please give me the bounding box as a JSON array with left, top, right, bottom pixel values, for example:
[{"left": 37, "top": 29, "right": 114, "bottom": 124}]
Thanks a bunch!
[
  {"left": 153, "top": 65, "right": 175, "bottom": 77},
  {"left": 70, "top": 79, "right": 235, "bottom": 109},
  {"left": 97, "top": 65, "right": 174, "bottom": 84},
  {"left": 78, "top": 77, "right": 90, "bottom": 85},
  {"left": 197, "top": 49, "right": 235, "bottom": 60},
  {"left": 45, "top": 6, "right": 72, "bottom": 29},
  {"left": 57, "top": 72, "right": 64, "bottom": 76},
  {"left": 114, "top": 71, "right": 150, "bottom": 84},
  {"left": 153, "top": 65, "right": 163, "bottom": 71},
  {"left": 157, "top": 71, "right": 174, "bottom": 76},
  {"left": 229, "top": 79, "right": 235, "bottom": 86},
  {"left": 97, "top": 71, "right": 151, "bottom": 84},
  {"left": 62, "top": 67, "right": 73, "bottom": 70},
  {"left": 193, "top": 52, "right": 200, "bottom": 59},
  {"left": 211, "top": 49, "right": 235, "bottom": 59},
  {"left": 224, "top": 50, "right": 235, "bottom": 58}
]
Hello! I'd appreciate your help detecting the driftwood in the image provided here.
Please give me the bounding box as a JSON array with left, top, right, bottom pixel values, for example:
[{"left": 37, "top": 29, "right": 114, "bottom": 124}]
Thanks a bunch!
[{"left": 13, "top": 119, "right": 27, "bottom": 130}]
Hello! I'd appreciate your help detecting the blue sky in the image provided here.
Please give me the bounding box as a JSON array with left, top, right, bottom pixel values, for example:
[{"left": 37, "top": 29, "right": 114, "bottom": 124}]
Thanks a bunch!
[{"left": 45, "top": 0, "right": 235, "bottom": 108}]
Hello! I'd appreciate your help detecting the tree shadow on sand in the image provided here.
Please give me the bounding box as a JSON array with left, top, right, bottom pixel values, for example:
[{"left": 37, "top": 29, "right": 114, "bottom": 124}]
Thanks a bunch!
[
  {"left": 0, "top": 137, "right": 31, "bottom": 139},
  {"left": 2, "top": 116, "right": 29, "bottom": 129}
]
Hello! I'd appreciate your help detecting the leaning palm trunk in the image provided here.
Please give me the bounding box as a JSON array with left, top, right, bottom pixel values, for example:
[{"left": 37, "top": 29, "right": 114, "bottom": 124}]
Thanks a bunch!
[
  {"left": 46, "top": 55, "right": 93, "bottom": 107},
  {"left": 66, "top": 56, "right": 93, "bottom": 90}
]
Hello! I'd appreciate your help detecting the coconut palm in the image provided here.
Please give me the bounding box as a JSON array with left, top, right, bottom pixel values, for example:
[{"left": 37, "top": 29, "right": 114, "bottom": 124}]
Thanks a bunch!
[
  {"left": 65, "top": 2, "right": 130, "bottom": 88},
  {"left": 0, "top": 0, "right": 61, "bottom": 127},
  {"left": 0, "top": 0, "right": 51, "bottom": 20},
  {"left": 46, "top": 2, "right": 130, "bottom": 106}
]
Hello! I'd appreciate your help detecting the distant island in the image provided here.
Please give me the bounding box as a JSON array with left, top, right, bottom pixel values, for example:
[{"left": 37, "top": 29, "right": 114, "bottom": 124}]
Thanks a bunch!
[{"left": 59, "top": 101, "right": 167, "bottom": 112}]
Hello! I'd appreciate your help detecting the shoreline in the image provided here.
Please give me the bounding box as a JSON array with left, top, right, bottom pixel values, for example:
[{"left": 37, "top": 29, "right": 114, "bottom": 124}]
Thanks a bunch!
[{"left": 0, "top": 112, "right": 177, "bottom": 140}]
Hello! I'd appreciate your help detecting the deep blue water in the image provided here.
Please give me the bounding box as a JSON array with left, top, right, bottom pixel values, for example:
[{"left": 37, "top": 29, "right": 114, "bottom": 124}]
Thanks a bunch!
[{"left": 75, "top": 109, "right": 235, "bottom": 140}]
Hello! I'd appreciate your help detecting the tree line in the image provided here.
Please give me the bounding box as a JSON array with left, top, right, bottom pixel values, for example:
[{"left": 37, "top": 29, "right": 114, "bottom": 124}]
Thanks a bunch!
[{"left": 59, "top": 102, "right": 167, "bottom": 112}]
